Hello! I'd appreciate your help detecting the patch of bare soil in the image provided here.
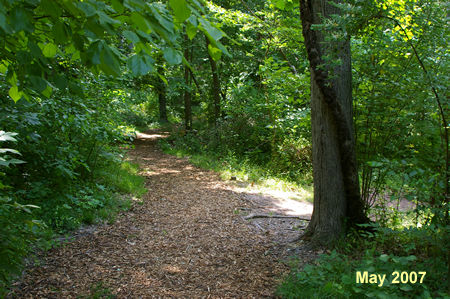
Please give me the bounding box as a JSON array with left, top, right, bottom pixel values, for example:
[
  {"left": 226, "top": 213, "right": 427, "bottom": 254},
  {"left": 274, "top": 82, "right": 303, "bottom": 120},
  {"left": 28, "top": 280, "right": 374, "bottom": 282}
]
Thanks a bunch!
[{"left": 10, "top": 131, "right": 315, "bottom": 298}]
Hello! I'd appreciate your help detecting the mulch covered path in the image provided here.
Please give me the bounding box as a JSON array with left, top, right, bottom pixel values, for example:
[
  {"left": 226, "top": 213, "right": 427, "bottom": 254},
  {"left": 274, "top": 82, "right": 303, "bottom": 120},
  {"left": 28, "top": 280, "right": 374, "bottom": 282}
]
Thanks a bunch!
[{"left": 10, "top": 131, "right": 312, "bottom": 298}]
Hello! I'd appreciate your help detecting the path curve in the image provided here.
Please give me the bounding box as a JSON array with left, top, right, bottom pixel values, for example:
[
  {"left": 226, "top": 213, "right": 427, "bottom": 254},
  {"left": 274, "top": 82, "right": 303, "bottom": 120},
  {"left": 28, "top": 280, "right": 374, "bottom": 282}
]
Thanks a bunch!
[{"left": 11, "top": 131, "right": 313, "bottom": 298}]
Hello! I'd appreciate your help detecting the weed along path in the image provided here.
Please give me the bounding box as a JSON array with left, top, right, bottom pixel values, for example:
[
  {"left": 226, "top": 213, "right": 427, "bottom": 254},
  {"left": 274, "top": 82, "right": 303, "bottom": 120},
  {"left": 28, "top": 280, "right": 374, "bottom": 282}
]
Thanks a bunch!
[{"left": 11, "top": 131, "right": 314, "bottom": 298}]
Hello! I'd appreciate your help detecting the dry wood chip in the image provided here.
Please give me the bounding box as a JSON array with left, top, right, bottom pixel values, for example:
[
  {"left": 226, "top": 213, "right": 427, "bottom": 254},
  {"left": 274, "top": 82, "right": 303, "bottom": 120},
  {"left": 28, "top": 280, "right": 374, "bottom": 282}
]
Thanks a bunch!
[{"left": 9, "top": 131, "right": 316, "bottom": 298}]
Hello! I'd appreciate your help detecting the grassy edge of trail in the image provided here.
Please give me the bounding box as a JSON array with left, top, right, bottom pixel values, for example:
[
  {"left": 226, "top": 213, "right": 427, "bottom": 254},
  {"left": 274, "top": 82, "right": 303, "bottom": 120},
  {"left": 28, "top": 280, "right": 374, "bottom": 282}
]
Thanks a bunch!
[
  {"left": 1, "top": 146, "right": 147, "bottom": 296},
  {"left": 158, "top": 133, "right": 314, "bottom": 202}
]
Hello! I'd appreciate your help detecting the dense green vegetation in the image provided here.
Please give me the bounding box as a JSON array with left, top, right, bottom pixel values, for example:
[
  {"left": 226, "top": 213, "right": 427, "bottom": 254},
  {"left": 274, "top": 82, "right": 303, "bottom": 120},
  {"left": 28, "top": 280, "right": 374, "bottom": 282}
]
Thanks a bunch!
[{"left": 0, "top": 0, "right": 448, "bottom": 297}]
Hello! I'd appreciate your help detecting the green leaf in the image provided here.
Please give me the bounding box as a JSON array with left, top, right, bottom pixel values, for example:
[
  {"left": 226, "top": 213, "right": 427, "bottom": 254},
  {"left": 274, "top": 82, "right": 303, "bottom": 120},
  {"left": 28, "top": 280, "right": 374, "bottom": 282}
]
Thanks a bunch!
[
  {"left": 100, "top": 44, "right": 121, "bottom": 76},
  {"left": 78, "top": 2, "right": 97, "bottom": 17},
  {"left": 158, "top": 73, "right": 168, "bottom": 85},
  {"left": 52, "top": 21, "right": 70, "bottom": 44},
  {"left": 11, "top": 7, "right": 33, "bottom": 33},
  {"left": 127, "top": 54, "right": 154, "bottom": 76},
  {"left": 131, "top": 12, "right": 151, "bottom": 33},
  {"left": 0, "top": 131, "right": 18, "bottom": 142},
  {"left": 8, "top": 86, "right": 23, "bottom": 102},
  {"left": 188, "top": 15, "right": 198, "bottom": 27},
  {"left": 182, "top": 55, "right": 193, "bottom": 72},
  {"left": 149, "top": 5, "right": 174, "bottom": 33},
  {"left": 54, "top": 75, "right": 68, "bottom": 90},
  {"left": 0, "top": 149, "right": 20, "bottom": 155},
  {"left": 28, "top": 41, "right": 43, "bottom": 59},
  {"left": 379, "top": 254, "right": 389, "bottom": 262},
  {"left": 163, "top": 47, "right": 182, "bottom": 65},
  {"left": 272, "top": 0, "right": 285, "bottom": 10},
  {"left": 0, "top": 63, "right": 6, "bottom": 74},
  {"left": 42, "top": 43, "right": 58, "bottom": 58},
  {"left": 41, "top": 84, "right": 53, "bottom": 98},
  {"left": 0, "top": 11, "right": 8, "bottom": 32},
  {"left": 123, "top": 30, "right": 140, "bottom": 43},
  {"left": 85, "top": 18, "right": 106, "bottom": 38},
  {"left": 85, "top": 41, "right": 102, "bottom": 65},
  {"left": 367, "top": 161, "right": 383, "bottom": 167},
  {"left": 29, "top": 76, "right": 47, "bottom": 93},
  {"left": 400, "top": 284, "right": 413, "bottom": 291},
  {"left": 186, "top": 21, "right": 197, "bottom": 40},
  {"left": 406, "top": 255, "right": 417, "bottom": 261},
  {"left": 208, "top": 44, "right": 222, "bottom": 61},
  {"left": 111, "top": 0, "right": 125, "bottom": 13},
  {"left": 169, "top": 0, "right": 191, "bottom": 22},
  {"left": 98, "top": 11, "right": 121, "bottom": 26},
  {"left": 199, "top": 18, "right": 223, "bottom": 41},
  {"left": 190, "top": 0, "right": 205, "bottom": 13},
  {"left": 0, "top": 158, "right": 26, "bottom": 167},
  {"left": 214, "top": 41, "right": 231, "bottom": 58},
  {"left": 124, "top": 0, "right": 146, "bottom": 10},
  {"left": 40, "top": 0, "right": 62, "bottom": 18}
]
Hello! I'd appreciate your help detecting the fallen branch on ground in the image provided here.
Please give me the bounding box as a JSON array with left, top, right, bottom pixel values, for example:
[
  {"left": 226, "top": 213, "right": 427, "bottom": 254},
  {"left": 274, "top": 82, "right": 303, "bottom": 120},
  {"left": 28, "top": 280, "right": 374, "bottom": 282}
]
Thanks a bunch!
[{"left": 243, "top": 213, "right": 310, "bottom": 221}]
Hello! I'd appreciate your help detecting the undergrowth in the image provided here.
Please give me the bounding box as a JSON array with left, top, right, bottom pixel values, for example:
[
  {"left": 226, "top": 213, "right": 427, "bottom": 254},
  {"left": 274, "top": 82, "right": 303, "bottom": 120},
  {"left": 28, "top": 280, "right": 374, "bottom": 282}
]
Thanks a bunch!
[
  {"left": 277, "top": 223, "right": 450, "bottom": 298},
  {"left": 0, "top": 158, "right": 146, "bottom": 296},
  {"left": 158, "top": 129, "right": 313, "bottom": 198}
]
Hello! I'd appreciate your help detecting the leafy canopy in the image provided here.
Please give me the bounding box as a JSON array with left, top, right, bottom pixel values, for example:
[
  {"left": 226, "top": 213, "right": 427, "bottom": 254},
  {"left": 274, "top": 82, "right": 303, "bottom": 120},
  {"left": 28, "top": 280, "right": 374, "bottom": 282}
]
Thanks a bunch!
[{"left": 0, "top": 0, "right": 228, "bottom": 102}]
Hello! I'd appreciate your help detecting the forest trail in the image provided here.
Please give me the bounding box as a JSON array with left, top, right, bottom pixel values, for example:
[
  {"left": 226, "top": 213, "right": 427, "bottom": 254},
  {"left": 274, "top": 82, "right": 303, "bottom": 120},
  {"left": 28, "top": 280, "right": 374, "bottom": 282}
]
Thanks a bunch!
[{"left": 12, "top": 131, "right": 314, "bottom": 298}]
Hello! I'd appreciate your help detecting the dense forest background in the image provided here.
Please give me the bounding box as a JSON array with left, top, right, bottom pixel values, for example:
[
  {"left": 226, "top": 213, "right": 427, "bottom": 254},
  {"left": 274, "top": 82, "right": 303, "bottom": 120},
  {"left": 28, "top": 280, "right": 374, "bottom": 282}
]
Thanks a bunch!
[{"left": 0, "top": 0, "right": 448, "bottom": 297}]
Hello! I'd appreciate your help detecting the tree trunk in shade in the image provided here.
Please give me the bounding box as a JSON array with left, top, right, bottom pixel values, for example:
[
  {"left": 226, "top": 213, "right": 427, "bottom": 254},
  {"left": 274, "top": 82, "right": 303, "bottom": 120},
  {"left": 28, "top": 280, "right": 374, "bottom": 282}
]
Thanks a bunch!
[
  {"left": 183, "top": 34, "right": 192, "bottom": 131},
  {"left": 156, "top": 65, "right": 168, "bottom": 123},
  {"left": 205, "top": 37, "right": 221, "bottom": 126},
  {"left": 299, "top": 0, "right": 369, "bottom": 245}
]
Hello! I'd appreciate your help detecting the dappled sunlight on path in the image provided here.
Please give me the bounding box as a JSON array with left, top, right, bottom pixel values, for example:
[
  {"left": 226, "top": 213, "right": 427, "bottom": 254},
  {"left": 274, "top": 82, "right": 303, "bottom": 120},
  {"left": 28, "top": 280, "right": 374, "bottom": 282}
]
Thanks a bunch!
[
  {"left": 231, "top": 184, "right": 313, "bottom": 219},
  {"left": 11, "top": 130, "right": 315, "bottom": 298}
]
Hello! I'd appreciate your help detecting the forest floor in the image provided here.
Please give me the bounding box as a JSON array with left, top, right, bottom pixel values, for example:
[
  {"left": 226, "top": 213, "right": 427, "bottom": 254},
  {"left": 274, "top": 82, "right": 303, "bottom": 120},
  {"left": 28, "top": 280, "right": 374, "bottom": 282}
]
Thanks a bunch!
[{"left": 10, "top": 130, "right": 318, "bottom": 298}]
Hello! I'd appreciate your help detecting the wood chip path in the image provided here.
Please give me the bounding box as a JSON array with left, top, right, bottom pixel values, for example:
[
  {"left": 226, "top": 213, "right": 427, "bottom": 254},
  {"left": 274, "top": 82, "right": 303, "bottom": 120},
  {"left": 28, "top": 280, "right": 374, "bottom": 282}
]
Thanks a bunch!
[{"left": 10, "top": 131, "right": 314, "bottom": 298}]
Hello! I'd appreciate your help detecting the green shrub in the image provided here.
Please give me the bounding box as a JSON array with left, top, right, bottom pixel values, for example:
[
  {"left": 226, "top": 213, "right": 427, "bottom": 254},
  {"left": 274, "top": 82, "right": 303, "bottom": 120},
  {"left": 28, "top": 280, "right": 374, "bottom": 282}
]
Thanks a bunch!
[{"left": 277, "top": 226, "right": 449, "bottom": 299}]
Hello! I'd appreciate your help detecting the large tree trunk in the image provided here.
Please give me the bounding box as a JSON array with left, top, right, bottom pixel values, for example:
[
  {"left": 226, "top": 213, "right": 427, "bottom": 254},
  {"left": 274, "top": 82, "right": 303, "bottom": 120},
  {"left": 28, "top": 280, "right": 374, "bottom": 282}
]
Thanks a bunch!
[
  {"left": 156, "top": 65, "right": 168, "bottom": 123},
  {"left": 183, "top": 34, "right": 192, "bottom": 131},
  {"left": 299, "top": 0, "right": 368, "bottom": 245},
  {"left": 205, "top": 37, "right": 221, "bottom": 126}
]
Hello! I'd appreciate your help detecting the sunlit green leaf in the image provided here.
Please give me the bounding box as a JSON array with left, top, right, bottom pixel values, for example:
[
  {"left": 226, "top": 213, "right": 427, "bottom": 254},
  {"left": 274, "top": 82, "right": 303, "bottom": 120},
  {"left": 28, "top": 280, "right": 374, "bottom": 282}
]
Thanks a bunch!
[
  {"left": 199, "top": 17, "right": 223, "bottom": 41},
  {"left": 169, "top": 0, "right": 191, "bottom": 22},
  {"left": 8, "top": 86, "right": 23, "bottom": 102},
  {"left": 43, "top": 43, "right": 58, "bottom": 58},
  {"left": 208, "top": 44, "right": 222, "bottom": 61},
  {"left": 0, "top": 131, "right": 18, "bottom": 142},
  {"left": 131, "top": 12, "right": 151, "bottom": 33},
  {"left": 186, "top": 21, "right": 197, "bottom": 40}
]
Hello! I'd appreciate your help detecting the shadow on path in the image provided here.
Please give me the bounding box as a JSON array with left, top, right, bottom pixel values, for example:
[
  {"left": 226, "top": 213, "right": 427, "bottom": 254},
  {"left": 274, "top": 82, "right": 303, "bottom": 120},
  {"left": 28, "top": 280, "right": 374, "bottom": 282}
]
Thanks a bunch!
[{"left": 11, "top": 130, "right": 315, "bottom": 298}]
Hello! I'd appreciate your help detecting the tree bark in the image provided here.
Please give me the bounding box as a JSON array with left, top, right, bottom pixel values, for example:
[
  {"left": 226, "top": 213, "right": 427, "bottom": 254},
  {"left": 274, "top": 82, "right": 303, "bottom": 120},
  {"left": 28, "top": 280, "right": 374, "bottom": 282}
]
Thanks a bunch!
[
  {"left": 156, "top": 65, "right": 168, "bottom": 123},
  {"left": 299, "top": 0, "right": 368, "bottom": 245},
  {"left": 205, "top": 37, "right": 221, "bottom": 126},
  {"left": 183, "top": 34, "right": 192, "bottom": 131}
]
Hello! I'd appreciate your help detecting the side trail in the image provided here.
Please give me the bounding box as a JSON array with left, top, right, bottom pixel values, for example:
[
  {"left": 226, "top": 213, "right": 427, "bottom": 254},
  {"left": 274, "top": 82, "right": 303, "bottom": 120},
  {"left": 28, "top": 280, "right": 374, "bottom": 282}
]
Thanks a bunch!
[{"left": 11, "top": 131, "right": 314, "bottom": 298}]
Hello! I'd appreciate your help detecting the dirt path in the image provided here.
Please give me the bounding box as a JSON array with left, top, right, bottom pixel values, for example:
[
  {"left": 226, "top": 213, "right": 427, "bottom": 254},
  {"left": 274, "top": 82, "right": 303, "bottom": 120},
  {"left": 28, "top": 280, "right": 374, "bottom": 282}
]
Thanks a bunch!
[{"left": 11, "top": 131, "right": 314, "bottom": 298}]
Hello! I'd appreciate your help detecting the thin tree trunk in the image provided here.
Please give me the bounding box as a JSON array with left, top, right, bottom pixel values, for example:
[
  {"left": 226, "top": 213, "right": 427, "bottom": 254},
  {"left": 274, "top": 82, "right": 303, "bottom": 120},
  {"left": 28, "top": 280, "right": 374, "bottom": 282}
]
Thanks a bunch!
[
  {"left": 156, "top": 65, "right": 168, "bottom": 123},
  {"left": 205, "top": 37, "right": 221, "bottom": 126},
  {"left": 184, "top": 34, "right": 192, "bottom": 131},
  {"left": 299, "top": 0, "right": 368, "bottom": 245}
]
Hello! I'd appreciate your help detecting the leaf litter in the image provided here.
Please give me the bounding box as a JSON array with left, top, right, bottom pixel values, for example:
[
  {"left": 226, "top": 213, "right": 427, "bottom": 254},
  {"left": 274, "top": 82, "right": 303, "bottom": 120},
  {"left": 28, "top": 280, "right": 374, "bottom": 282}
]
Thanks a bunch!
[{"left": 9, "top": 131, "right": 317, "bottom": 298}]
